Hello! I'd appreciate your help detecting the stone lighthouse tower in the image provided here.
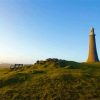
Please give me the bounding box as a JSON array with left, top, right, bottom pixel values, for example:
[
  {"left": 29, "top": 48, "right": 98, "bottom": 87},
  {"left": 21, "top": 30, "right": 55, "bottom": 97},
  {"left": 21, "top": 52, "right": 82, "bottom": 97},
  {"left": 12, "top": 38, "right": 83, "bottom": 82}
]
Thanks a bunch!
[{"left": 87, "top": 27, "right": 99, "bottom": 62}]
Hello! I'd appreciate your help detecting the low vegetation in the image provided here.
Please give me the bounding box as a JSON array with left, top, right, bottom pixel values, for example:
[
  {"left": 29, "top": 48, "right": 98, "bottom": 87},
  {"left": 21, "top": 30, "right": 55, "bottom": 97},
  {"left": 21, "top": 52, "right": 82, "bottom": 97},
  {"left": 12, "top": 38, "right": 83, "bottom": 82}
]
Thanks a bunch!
[{"left": 0, "top": 58, "right": 100, "bottom": 100}]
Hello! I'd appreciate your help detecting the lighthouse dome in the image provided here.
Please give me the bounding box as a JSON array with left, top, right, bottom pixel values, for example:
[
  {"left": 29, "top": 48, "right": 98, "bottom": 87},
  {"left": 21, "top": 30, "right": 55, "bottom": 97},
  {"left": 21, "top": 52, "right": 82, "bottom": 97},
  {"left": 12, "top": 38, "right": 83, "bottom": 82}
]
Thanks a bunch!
[{"left": 90, "top": 27, "right": 95, "bottom": 35}]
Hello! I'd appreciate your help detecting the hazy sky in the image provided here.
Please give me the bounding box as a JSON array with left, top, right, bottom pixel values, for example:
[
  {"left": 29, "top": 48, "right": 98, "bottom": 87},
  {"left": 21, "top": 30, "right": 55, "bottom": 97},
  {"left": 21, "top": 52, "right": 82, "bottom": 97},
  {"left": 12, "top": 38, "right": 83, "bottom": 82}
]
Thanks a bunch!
[{"left": 0, "top": 0, "right": 100, "bottom": 64}]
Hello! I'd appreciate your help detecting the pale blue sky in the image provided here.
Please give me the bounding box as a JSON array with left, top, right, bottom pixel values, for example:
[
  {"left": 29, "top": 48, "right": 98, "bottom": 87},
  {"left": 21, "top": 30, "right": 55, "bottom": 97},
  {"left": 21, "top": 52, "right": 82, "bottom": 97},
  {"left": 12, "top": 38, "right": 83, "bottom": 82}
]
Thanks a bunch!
[{"left": 0, "top": 0, "right": 100, "bottom": 64}]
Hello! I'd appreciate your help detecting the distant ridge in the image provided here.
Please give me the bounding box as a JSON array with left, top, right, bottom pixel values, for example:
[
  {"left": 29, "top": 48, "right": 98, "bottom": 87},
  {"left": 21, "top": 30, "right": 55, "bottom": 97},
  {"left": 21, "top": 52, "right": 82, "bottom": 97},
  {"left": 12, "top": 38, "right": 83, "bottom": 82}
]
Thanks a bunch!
[{"left": 0, "top": 64, "right": 11, "bottom": 68}]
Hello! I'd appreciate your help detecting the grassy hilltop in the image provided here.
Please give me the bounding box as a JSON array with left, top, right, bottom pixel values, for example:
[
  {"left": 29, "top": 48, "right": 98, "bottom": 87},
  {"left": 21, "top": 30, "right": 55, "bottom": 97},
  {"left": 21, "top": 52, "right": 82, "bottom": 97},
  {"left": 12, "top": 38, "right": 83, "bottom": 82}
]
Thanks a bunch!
[{"left": 0, "top": 58, "right": 100, "bottom": 100}]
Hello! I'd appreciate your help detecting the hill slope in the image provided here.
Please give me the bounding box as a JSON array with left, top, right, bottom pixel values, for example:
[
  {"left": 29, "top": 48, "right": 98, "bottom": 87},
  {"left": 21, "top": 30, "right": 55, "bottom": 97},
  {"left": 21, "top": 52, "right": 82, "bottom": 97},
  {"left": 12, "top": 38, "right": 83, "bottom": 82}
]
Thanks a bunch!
[{"left": 0, "top": 59, "right": 100, "bottom": 100}]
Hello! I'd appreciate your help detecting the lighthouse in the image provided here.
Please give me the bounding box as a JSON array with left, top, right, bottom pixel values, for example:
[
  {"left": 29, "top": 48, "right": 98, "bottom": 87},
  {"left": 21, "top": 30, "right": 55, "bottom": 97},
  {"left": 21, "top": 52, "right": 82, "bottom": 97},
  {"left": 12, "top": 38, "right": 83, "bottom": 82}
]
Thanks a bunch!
[{"left": 87, "top": 27, "right": 99, "bottom": 62}]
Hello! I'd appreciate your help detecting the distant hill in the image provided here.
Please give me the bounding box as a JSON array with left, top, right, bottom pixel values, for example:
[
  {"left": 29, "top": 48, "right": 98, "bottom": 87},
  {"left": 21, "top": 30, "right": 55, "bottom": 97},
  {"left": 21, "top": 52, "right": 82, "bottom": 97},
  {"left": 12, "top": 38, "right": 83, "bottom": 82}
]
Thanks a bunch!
[
  {"left": 0, "top": 64, "right": 11, "bottom": 68},
  {"left": 0, "top": 58, "right": 100, "bottom": 100}
]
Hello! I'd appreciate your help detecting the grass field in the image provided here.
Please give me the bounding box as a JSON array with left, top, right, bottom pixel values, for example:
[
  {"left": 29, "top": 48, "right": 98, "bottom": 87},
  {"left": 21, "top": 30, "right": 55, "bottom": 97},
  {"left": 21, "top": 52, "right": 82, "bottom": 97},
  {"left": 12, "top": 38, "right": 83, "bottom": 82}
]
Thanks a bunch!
[{"left": 0, "top": 59, "right": 100, "bottom": 100}]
